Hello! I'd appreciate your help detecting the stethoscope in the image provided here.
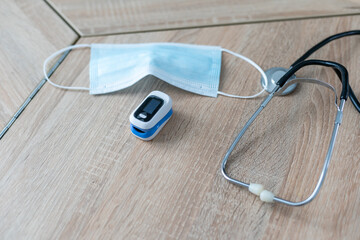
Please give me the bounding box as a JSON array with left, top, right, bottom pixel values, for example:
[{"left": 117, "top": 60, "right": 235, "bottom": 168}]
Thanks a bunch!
[{"left": 221, "top": 30, "right": 360, "bottom": 206}]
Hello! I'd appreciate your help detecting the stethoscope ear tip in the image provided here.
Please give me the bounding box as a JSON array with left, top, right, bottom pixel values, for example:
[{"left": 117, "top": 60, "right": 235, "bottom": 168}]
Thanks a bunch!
[{"left": 261, "top": 67, "right": 297, "bottom": 95}]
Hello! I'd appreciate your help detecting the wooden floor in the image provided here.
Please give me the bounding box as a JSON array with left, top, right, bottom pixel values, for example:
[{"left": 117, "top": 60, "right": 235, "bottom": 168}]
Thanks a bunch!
[
  {"left": 48, "top": 0, "right": 360, "bottom": 36},
  {"left": 0, "top": 0, "right": 77, "bottom": 129},
  {"left": 1, "top": 1, "right": 360, "bottom": 239}
]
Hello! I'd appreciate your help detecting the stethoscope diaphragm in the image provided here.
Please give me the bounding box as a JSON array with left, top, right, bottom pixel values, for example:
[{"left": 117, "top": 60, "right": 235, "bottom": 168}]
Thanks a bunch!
[{"left": 260, "top": 67, "right": 297, "bottom": 95}]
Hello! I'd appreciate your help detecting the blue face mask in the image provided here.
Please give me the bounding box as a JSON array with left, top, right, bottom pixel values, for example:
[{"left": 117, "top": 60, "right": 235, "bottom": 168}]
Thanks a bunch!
[{"left": 44, "top": 43, "right": 267, "bottom": 99}]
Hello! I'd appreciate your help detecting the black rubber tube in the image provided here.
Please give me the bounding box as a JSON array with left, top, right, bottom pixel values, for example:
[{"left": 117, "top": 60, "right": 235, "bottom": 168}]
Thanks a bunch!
[
  {"left": 277, "top": 59, "right": 349, "bottom": 100},
  {"left": 288, "top": 30, "right": 360, "bottom": 112}
]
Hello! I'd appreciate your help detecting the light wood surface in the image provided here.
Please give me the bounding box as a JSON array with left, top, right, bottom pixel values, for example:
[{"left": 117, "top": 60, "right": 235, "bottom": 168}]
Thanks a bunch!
[
  {"left": 48, "top": 0, "right": 360, "bottom": 36},
  {"left": 0, "top": 0, "right": 77, "bottom": 129},
  {"left": 1, "top": 15, "right": 359, "bottom": 239}
]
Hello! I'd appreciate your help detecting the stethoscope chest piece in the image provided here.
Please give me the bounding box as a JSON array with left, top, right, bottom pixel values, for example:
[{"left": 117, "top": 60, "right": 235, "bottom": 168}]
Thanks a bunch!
[{"left": 261, "top": 67, "right": 297, "bottom": 95}]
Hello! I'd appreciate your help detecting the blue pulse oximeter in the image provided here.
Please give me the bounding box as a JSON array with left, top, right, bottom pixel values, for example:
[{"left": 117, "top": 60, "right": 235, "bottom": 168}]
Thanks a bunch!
[{"left": 130, "top": 91, "right": 173, "bottom": 140}]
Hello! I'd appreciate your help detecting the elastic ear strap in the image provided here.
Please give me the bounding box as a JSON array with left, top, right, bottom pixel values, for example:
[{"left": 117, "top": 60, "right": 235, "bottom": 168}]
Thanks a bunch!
[
  {"left": 219, "top": 48, "right": 268, "bottom": 99},
  {"left": 43, "top": 44, "right": 91, "bottom": 91}
]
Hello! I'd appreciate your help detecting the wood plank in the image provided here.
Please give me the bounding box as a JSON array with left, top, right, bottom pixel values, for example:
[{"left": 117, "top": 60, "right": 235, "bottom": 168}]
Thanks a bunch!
[
  {"left": 0, "top": 0, "right": 77, "bottom": 129},
  {"left": 1, "top": 16, "right": 359, "bottom": 239},
  {"left": 48, "top": 0, "right": 360, "bottom": 36}
]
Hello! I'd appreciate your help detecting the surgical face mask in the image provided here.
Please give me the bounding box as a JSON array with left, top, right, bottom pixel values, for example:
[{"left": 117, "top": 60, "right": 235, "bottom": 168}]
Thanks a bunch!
[{"left": 43, "top": 43, "right": 267, "bottom": 99}]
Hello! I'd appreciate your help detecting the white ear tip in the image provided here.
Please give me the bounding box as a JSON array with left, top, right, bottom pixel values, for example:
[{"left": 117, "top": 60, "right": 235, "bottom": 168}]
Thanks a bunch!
[
  {"left": 260, "top": 190, "right": 275, "bottom": 203},
  {"left": 248, "top": 183, "right": 264, "bottom": 196}
]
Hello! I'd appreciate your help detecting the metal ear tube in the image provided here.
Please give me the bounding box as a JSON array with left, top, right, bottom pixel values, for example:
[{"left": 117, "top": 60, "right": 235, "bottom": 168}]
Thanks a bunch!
[
  {"left": 221, "top": 84, "right": 346, "bottom": 206},
  {"left": 221, "top": 58, "right": 350, "bottom": 206}
]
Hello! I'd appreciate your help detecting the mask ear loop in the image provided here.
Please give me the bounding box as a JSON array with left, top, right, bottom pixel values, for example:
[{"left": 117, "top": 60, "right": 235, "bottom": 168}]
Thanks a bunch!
[
  {"left": 219, "top": 48, "right": 268, "bottom": 99},
  {"left": 43, "top": 44, "right": 91, "bottom": 91}
]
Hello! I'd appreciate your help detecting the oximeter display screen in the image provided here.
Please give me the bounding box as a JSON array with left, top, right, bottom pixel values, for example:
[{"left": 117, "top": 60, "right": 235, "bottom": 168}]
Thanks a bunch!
[
  {"left": 144, "top": 98, "right": 162, "bottom": 114},
  {"left": 134, "top": 96, "right": 164, "bottom": 122}
]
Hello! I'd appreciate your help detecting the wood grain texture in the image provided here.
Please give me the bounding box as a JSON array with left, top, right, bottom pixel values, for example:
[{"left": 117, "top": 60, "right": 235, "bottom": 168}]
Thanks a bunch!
[
  {"left": 47, "top": 0, "right": 360, "bottom": 36},
  {"left": 1, "top": 16, "right": 360, "bottom": 239},
  {"left": 0, "top": 0, "right": 77, "bottom": 129}
]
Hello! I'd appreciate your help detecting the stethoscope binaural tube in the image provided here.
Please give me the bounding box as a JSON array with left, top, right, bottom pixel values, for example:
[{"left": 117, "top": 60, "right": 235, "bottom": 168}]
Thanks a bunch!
[
  {"left": 221, "top": 80, "right": 346, "bottom": 206},
  {"left": 221, "top": 30, "right": 359, "bottom": 206}
]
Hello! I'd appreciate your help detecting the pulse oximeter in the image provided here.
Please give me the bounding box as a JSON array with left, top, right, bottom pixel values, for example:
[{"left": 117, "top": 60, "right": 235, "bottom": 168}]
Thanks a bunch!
[{"left": 130, "top": 91, "right": 173, "bottom": 140}]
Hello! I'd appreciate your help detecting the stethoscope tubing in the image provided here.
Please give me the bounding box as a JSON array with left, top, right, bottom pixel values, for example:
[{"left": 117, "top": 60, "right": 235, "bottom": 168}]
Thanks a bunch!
[
  {"left": 221, "top": 30, "right": 359, "bottom": 206},
  {"left": 277, "top": 59, "right": 349, "bottom": 100}
]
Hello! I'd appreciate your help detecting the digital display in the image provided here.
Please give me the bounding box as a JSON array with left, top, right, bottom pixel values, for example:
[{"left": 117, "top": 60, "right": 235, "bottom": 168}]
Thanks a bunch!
[
  {"left": 143, "top": 98, "right": 162, "bottom": 114},
  {"left": 134, "top": 96, "right": 164, "bottom": 122}
]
